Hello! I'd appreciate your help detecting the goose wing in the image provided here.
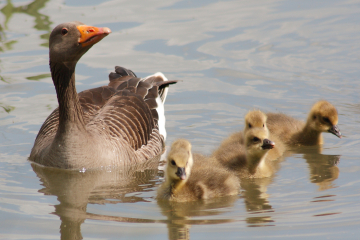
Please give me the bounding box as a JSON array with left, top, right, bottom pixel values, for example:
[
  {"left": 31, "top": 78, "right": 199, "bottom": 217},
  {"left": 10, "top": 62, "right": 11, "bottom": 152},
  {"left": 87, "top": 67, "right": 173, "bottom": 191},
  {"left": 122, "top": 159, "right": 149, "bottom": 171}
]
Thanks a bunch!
[{"left": 92, "top": 68, "right": 177, "bottom": 150}]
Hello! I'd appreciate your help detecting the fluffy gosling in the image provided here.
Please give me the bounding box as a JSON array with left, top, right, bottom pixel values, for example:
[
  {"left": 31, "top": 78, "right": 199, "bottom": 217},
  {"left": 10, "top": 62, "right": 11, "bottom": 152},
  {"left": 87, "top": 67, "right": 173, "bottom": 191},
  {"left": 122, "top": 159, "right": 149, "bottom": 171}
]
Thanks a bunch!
[
  {"left": 157, "top": 139, "right": 240, "bottom": 202},
  {"left": 215, "top": 127, "right": 276, "bottom": 178},
  {"left": 266, "top": 100, "right": 341, "bottom": 146}
]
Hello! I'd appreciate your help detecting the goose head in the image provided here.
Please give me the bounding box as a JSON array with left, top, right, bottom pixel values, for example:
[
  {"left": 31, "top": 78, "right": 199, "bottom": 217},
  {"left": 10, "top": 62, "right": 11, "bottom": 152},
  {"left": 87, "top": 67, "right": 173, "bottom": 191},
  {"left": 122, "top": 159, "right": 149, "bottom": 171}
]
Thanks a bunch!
[
  {"left": 244, "top": 110, "right": 269, "bottom": 134},
  {"left": 306, "top": 101, "right": 341, "bottom": 138},
  {"left": 245, "top": 128, "right": 275, "bottom": 159},
  {"left": 49, "top": 21, "right": 111, "bottom": 67},
  {"left": 166, "top": 139, "right": 194, "bottom": 183}
]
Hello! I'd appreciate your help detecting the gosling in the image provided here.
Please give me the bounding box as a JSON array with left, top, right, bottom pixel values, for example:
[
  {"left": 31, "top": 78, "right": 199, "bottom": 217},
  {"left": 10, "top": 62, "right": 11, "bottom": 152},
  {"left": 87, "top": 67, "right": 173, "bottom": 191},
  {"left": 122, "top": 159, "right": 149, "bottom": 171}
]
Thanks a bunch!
[
  {"left": 213, "top": 110, "right": 284, "bottom": 161},
  {"left": 157, "top": 139, "right": 240, "bottom": 202},
  {"left": 266, "top": 100, "right": 341, "bottom": 146},
  {"left": 215, "top": 127, "right": 276, "bottom": 178}
]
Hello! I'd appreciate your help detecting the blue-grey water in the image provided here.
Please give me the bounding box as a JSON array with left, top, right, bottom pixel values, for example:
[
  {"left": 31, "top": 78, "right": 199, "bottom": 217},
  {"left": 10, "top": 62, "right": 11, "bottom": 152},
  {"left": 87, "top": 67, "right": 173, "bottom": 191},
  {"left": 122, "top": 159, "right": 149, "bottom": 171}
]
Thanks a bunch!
[{"left": 0, "top": 0, "right": 360, "bottom": 239}]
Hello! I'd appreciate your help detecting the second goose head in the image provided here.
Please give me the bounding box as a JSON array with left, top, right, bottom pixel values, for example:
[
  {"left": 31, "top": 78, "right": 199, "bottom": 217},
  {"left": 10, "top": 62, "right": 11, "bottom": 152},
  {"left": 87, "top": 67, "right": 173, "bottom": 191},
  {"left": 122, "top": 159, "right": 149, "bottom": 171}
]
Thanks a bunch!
[{"left": 244, "top": 110, "right": 269, "bottom": 134}]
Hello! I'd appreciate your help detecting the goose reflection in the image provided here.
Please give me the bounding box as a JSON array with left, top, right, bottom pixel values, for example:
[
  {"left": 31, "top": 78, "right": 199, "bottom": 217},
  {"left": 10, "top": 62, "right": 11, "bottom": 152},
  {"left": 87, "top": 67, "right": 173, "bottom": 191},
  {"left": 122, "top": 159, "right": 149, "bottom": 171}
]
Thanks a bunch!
[
  {"left": 293, "top": 146, "right": 340, "bottom": 191},
  {"left": 284, "top": 145, "right": 340, "bottom": 191},
  {"left": 31, "top": 157, "right": 160, "bottom": 240},
  {"left": 157, "top": 195, "right": 238, "bottom": 240},
  {"left": 240, "top": 165, "right": 279, "bottom": 227}
]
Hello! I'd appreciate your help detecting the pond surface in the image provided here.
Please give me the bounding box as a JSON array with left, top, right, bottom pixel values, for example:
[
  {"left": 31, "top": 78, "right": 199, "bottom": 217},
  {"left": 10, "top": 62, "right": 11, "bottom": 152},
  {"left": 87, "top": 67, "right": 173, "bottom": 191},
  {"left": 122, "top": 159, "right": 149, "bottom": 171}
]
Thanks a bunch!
[{"left": 1, "top": 0, "right": 360, "bottom": 239}]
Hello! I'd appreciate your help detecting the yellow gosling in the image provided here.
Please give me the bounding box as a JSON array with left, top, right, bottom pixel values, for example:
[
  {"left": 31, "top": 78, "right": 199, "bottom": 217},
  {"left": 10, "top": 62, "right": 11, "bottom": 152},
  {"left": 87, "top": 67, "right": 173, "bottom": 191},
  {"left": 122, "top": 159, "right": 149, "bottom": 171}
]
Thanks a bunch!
[
  {"left": 157, "top": 139, "right": 240, "bottom": 202},
  {"left": 267, "top": 100, "right": 341, "bottom": 146}
]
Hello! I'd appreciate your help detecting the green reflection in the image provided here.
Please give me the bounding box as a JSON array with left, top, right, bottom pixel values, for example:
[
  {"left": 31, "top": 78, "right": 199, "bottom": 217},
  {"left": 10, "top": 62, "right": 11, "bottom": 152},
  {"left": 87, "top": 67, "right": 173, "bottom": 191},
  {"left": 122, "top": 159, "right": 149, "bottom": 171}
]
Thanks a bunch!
[
  {"left": 1, "top": 0, "right": 51, "bottom": 47},
  {"left": 26, "top": 73, "right": 51, "bottom": 81},
  {"left": 0, "top": 103, "right": 15, "bottom": 113},
  {"left": 0, "top": 0, "right": 51, "bottom": 82}
]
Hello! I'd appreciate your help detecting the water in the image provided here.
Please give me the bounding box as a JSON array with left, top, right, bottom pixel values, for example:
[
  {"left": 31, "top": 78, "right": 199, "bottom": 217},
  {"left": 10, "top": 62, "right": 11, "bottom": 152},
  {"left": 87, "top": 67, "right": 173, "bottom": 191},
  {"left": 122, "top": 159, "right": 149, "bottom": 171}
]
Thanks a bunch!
[{"left": 0, "top": 0, "right": 360, "bottom": 239}]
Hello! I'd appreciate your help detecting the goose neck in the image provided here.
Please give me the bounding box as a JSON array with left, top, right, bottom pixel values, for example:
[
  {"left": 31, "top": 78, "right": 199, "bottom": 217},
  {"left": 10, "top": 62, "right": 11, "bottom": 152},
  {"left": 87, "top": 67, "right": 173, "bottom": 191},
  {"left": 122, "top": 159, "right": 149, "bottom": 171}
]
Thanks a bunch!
[{"left": 50, "top": 61, "right": 86, "bottom": 131}]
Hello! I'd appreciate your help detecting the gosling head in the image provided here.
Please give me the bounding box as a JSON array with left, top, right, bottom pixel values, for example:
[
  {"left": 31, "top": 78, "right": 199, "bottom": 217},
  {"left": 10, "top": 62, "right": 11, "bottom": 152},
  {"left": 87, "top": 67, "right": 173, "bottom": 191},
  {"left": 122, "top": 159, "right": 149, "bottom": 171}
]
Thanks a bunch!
[
  {"left": 244, "top": 110, "right": 269, "bottom": 134},
  {"left": 307, "top": 101, "right": 341, "bottom": 138},
  {"left": 166, "top": 139, "right": 194, "bottom": 182},
  {"left": 245, "top": 128, "right": 275, "bottom": 158}
]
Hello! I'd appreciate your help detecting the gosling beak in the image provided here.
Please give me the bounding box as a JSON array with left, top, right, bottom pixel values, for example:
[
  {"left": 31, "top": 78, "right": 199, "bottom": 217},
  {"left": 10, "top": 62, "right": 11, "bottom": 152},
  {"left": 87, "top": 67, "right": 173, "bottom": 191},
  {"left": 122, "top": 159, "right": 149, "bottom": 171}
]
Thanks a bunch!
[
  {"left": 262, "top": 139, "right": 275, "bottom": 150},
  {"left": 176, "top": 167, "right": 186, "bottom": 180},
  {"left": 77, "top": 25, "right": 111, "bottom": 47},
  {"left": 328, "top": 125, "right": 342, "bottom": 138}
]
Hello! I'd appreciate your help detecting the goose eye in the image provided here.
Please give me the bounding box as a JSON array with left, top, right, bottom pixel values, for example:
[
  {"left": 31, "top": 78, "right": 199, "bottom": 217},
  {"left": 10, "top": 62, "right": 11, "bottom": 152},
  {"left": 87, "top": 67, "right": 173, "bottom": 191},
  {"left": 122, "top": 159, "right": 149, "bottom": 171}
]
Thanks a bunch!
[
  {"left": 170, "top": 160, "right": 176, "bottom": 166},
  {"left": 323, "top": 117, "right": 330, "bottom": 123},
  {"left": 253, "top": 137, "right": 260, "bottom": 142},
  {"left": 248, "top": 123, "right": 252, "bottom": 128},
  {"left": 61, "top": 28, "right": 68, "bottom": 35}
]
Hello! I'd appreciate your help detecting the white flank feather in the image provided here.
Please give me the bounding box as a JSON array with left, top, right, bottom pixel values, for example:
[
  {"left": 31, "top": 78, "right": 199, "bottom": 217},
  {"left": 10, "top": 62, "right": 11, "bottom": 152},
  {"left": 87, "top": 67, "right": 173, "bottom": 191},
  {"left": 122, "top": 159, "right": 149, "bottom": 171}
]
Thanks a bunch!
[{"left": 143, "top": 72, "right": 169, "bottom": 140}]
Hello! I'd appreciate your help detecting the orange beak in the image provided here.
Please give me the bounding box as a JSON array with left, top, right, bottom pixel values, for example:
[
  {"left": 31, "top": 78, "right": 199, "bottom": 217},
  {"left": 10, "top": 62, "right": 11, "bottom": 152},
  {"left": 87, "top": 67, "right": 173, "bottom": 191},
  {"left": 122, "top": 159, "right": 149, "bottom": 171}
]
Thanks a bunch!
[{"left": 77, "top": 25, "right": 111, "bottom": 47}]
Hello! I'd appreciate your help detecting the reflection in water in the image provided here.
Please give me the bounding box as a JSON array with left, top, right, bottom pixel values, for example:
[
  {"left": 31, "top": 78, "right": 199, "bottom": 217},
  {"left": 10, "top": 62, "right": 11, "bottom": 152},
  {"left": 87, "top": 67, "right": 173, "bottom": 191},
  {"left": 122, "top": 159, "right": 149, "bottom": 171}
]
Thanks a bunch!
[
  {"left": 0, "top": 0, "right": 51, "bottom": 83},
  {"left": 157, "top": 196, "right": 238, "bottom": 240},
  {"left": 31, "top": 157, "right": 159, "bottom": 240},
  {"left": 32, "top": 156, "right": 239, "bottom": 240},
  {"left": 240, "top": 176, "right": 275, "bottom": 227},
  {"left": 301, "top": 148, "right": 340, "bottom": 191},
  {"left": 238, "top": 154, "right": 284, "bottom": 227},
  {"left": 0, "top": 0, "right": 51, "bottom": 46},
  {"left": 239, "top": 147, "right": 340, "bottom": 227},
  {"left": 287, "top": 146, "right": 340, "bottom": 191}
]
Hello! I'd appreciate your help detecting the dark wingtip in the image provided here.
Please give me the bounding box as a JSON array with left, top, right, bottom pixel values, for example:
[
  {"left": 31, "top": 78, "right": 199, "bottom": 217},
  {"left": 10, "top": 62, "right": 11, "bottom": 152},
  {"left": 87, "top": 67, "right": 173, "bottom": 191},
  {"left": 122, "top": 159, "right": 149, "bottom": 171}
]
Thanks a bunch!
[
  {"left": 109, "top": 66, "right": 138, "bottom": 83},
  {"left": 115, "top": 66, "right": 137, "bottom": 78},
  {"left": 156, "top": 80, "right": 179, "bottom": 89}
]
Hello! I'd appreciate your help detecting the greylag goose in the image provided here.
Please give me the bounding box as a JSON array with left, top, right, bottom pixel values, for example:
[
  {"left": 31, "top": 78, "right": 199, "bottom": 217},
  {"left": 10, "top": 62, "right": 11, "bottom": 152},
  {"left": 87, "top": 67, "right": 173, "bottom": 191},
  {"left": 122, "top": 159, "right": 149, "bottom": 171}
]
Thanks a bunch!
[
  {"left": 266, "top": 100, "right": 341, "bottom": 146},
  {"left": 29, "top": 22, "right": 177, "bottom": 169},
  {"left": 157, "top": 139, "right": 239, "bottom": 202}
]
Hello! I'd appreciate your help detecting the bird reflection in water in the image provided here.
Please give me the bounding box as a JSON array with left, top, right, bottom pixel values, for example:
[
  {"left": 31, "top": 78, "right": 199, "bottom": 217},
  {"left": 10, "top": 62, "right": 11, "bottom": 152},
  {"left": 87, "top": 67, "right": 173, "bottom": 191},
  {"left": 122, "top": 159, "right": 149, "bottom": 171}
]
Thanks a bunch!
[
  {"left": 157, "top": 195, "right": 238, "bottom": 240},
  {"left": 31, "top": 157, "right": 160, "bottom": 240},
  {"left": 292, "top": 146, "right": 340, "bottom": 191},
  {"left": 240, "top": 170, "right": 277, "bottom": 227}
]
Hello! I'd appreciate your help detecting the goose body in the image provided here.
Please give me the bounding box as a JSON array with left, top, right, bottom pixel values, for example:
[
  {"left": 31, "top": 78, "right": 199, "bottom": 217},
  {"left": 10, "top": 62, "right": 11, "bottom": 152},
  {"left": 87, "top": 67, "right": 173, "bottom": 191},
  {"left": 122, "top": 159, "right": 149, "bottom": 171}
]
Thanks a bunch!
[
  {"left": 29, "top": 22, "right": 177, "bottom": 169},
  {"left": 157, "top": 139, "right": 239, "bottom": 202},
  {"left": 266, "top": 100, "right": 341, "bottom": 146}
]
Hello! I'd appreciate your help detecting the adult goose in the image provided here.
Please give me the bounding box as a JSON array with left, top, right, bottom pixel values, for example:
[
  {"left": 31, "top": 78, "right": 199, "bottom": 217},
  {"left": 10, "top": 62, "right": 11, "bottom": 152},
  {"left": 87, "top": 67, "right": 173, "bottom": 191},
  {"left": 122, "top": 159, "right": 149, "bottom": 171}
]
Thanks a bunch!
[{"left": 29, "top": 22, "right": 177, "bottom": 169}]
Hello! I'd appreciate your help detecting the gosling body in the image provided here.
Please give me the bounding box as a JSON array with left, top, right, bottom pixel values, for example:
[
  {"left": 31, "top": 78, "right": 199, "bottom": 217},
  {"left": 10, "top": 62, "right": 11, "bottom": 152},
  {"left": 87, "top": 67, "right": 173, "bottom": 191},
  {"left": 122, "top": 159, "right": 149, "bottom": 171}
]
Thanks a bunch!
[
  {"left": 266, "top": 100, "right": 341, "bottom": 146},
  {"left": 214, "top": 127, "right": 276, "bottom": 178},
  {"left": 157, "top": 139, "right": 239, "bottom": 202},
  {"left": 213, "top": 110, "right": 285, "bottom": 162}
]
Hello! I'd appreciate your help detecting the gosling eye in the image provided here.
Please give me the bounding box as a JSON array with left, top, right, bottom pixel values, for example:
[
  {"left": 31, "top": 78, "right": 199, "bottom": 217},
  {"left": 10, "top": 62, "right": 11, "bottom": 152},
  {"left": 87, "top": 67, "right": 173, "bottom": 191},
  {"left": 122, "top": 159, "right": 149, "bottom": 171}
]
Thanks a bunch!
[
  {"left": 322, "top": 117, "right": 330, "bottom": 123},
  {"left": 263, "top": 124, "right": 264, "bottom": 127},
  {"left": 61, "top": 28, "right": 68, "bottom": 36},
  {"left": 313, "top": 115, "right": 317, "bottom": 120},
  {"left": 170, "top": 160, "right": 176, "bottom": 166},
  {"left": 248, "top": 123, "right": 252, "bottom": 128},
  {"left": 253, "top": 137, "right": 260, "bottom": 142}
]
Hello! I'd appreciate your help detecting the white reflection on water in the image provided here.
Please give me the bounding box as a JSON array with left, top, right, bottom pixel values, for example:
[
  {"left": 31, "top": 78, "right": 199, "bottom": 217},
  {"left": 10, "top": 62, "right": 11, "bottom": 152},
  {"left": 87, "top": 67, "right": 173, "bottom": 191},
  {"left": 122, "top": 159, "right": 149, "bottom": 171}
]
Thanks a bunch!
[{"left": 0, "top": 0, "right": 360, "bottom": 239}]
